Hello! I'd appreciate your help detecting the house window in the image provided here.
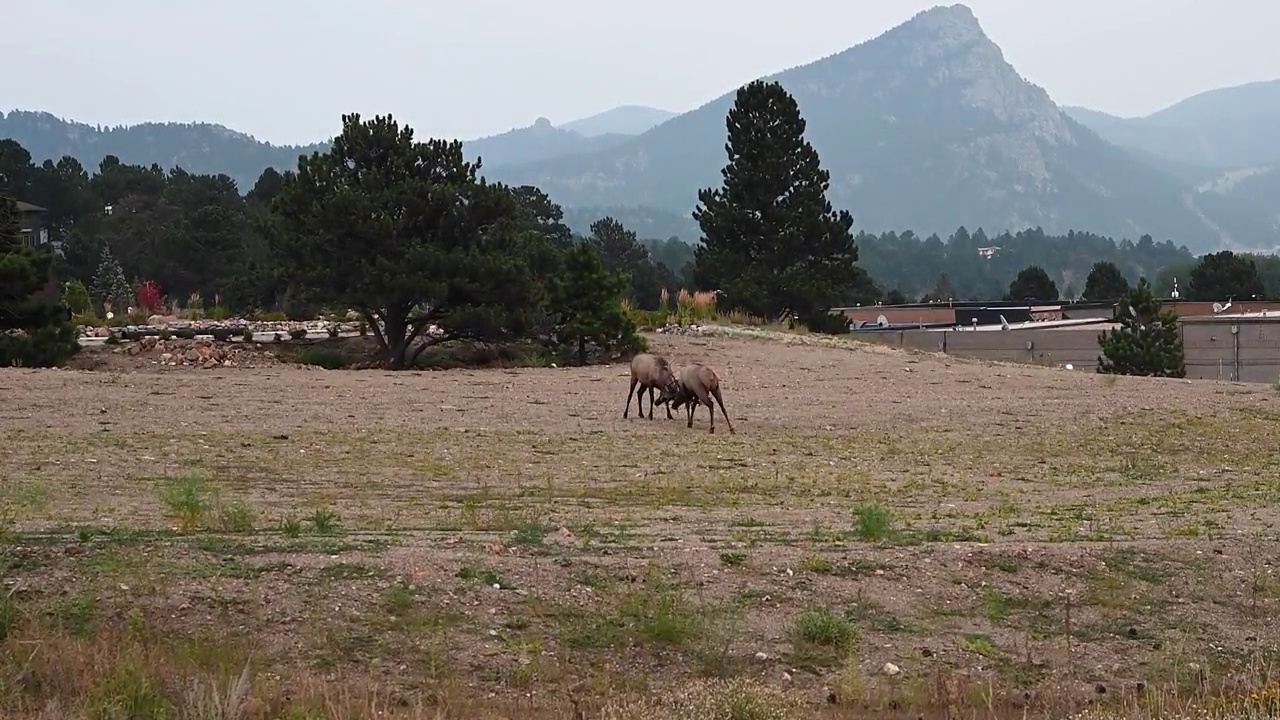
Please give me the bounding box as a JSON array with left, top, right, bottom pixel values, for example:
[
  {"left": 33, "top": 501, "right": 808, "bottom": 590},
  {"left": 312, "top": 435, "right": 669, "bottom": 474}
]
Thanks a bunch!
[{"left": 19, "top": 229, "right": 35, "bottom": 247}]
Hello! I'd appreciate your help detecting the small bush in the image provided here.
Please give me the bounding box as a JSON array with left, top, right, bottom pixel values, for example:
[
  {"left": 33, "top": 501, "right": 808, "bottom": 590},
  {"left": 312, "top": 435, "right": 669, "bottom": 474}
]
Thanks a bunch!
[
  {"left": 72, "top": 311, "right": 101, "bottom": 328},
  {"left": 853, "top": 503, "right": 895, "bottom": 541},
  {"left": 794, "top": 608, "right": 857, "bottom": 649},
  {"left": 63, "top": 279, "right": 93, "bottom": 314},
  {"left": 135, "top": 280, "right": 166, "bottom": 313},
  {"left": 205, "top": 305, "right": 232, "bottom": 321},
  {"left": 280, "top": 515, "right": 303, "bottom": 537},
  {"left": 159, "top": 476, "right": 210, "bottom": 532},
  {"left": 0, "top": 591, "right": 19, "bottom": 642},
  {"left": 309, "top": 507, "right": 339, "bottom": 534},
  {"left": 296, "top": 348, "right": 350, "bottom": 369},
  {"left": 288, "top": 327, "right": 307, "bottom": 340},
  {"left": 216, "top": 501, "right": 256, "bottom": 533},
  {"left": 240, "top": 327, "right": 254, "bottom": 342}
]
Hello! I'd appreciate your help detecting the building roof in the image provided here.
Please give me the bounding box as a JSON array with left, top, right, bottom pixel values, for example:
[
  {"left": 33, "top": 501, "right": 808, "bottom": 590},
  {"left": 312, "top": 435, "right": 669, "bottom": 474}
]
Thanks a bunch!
[{"left": 15, "top": 200, "right": 47, "bottom": 212}]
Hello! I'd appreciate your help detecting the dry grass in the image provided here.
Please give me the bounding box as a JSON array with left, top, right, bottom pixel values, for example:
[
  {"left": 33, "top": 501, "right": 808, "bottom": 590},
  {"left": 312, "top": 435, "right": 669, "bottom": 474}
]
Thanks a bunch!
[{"left": 2, "top": 330, "right": 1280, "bottom": 719}]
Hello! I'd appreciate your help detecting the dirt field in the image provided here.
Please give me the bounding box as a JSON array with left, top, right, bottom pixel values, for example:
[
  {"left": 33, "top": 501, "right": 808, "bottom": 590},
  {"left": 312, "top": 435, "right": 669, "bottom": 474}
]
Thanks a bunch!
[{"left": 3, "top": 328, "right": 1280, "bottom": 719}]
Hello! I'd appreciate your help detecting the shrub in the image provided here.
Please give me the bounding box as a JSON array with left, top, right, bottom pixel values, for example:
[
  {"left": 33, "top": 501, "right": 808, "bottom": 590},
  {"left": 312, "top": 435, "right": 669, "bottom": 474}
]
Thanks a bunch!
[
  {"left": 288, "top": 327, "right": 307, "bottom": 340},
  {"left": 249, "top": 309, "right": 288, "bottom": 322},
  {"left": 205, "top": 305, "right": 232, "bottom": 321},
  {"left": 63, "top": 279, "right": 92, "bottom": 314},
  {"left": 135, "top": 280, "right": 166, "bottom": 313},
  {"left": 71, "top": 311, "right": 101, "bottom": 328}
]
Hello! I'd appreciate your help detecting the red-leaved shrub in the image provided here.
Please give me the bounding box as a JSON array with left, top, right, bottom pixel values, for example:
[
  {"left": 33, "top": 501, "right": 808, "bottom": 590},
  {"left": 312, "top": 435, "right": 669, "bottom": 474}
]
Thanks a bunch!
[{"left": 136, "top": 280, "right": 167, "bottom": 313}]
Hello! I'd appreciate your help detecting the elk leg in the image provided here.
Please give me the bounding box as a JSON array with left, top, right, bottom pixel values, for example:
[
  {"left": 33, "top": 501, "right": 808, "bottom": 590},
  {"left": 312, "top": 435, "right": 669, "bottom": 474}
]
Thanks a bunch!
[
  {"left": 624, "top": 377, "right": 637, "bottom": 418},
  {"left": 707, "top": 399, "right": 715, "bottom": 434},
  {"left": 647, "top": 386, "right": 657, "bottom": 419},
  {"left": 711, "top": 386, "right": 736, "bottom": 435},
  {"left": 686, "top": 399, "right": 695, "bottom": 428}
]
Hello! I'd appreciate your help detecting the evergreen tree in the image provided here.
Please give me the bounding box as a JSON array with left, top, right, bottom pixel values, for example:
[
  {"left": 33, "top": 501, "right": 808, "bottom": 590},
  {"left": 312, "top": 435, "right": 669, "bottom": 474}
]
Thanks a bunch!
[
  {"left": 691, "top": 80, "right": 859, "bottom": 329},
  {"left": 90, "top": 243, "right": 132, "bottom": 313},
  {"left": 1082, "top": 261, "right": 1130, "bottom": 301},
  {"left": 1188, "top": 250, "right": 1265, "bottom": 301},
  {"left": 1098, "top": 277, "right": 1185, "bottom": 378},
  {"left": 271, "top": 113, "right": 557, "bottom": 369},
  {"left": 551, "top": 241, "right": 643, "bottom": 364},
  {"left": 1007, "top": 265, "right": 1059, "bottom": 301},
  {"left": 0, "top": 195, "right": 80, "bottom": 367},
  {"left": 588, "top": 216, "right": 673, "bottom": 310}
]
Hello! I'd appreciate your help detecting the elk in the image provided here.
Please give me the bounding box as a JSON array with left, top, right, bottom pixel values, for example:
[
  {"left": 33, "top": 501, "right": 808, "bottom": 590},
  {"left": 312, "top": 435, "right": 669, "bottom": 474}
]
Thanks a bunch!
[
  {"left": 655, "top": 363, "right": 736, "bottom": 434},
  {"left": 623, "top": 353, "right": 676, "bottom": 420}
]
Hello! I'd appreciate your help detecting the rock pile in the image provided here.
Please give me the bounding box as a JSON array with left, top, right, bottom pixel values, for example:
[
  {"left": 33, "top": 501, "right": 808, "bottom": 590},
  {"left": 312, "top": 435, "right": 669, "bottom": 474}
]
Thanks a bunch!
[
  {"left": 119, "top": 336, "right": 282, "bottom": 369},
  {"left": 656, "top": 323, "right": 708, "bottom": 336},
  {"left": 77, "top": 317, "right": 364, "bottom": 340}
]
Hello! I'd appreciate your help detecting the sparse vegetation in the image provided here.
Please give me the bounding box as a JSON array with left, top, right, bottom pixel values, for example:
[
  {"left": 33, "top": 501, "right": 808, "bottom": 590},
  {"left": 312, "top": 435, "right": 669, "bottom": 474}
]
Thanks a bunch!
[{"left": 3, "top": 320, "right": 1280, "bottom": 719}]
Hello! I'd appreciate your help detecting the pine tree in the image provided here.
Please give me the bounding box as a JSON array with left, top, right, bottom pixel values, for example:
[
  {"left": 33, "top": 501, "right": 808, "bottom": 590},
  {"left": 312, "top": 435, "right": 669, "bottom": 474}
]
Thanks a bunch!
[
  {"left": 1098, "top": 277, "right": 1185, "bottom": 378},
  {"left": 1082, "top": 261, "right": 1130, "bottom": 301},
  {"left": 1007, "top": 265, "right": 1059, "bottom": 301},
  {"left": 551, "top": 241, "right": 643, "bottom": 364},
  {"left": 90, "top": 243, "right": 132, "bottom": 313},
  {"left": 691, "top": 80, "right": 859, "bottom": 329},
  {"left": 0, "top": 195, "right": 80, "bottom": 367}
]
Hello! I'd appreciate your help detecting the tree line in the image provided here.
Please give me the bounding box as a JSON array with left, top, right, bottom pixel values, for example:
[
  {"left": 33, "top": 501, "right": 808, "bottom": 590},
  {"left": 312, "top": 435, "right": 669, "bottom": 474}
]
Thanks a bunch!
[{"left": 2, "top": 78, "right": 1277, "bottom": 369}]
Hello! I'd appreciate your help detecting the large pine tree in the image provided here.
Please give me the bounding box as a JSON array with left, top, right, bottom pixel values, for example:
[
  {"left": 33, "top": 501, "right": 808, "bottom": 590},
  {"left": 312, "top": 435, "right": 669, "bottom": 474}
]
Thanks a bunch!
[
  {"left": 1097, "top": 277, "right": 1185, "bottom": 378},
  {"left": 0, "top": 196, "right": 80, "bottom": 367},
  {"left": 691, "top": 80, "right": 859, "bottom": 329}
]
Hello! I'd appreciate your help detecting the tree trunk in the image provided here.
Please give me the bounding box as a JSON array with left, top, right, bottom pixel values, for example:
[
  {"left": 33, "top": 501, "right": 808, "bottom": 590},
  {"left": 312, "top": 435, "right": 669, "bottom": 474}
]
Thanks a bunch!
[{"left": 382, "top": 309, "right": 410, "bottom": 369}]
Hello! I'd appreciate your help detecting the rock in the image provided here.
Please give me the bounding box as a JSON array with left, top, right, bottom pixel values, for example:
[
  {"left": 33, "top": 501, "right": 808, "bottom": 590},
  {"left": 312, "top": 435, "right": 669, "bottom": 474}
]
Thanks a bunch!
[
  {"left": 159, "top": 353, "right": 173, "bottom": 364},
  {"left": 94, "top": 327, "right": 110, "bottom": 338},
  {"left": 881, "top": 662, "right": 901, "bottom": 676}
]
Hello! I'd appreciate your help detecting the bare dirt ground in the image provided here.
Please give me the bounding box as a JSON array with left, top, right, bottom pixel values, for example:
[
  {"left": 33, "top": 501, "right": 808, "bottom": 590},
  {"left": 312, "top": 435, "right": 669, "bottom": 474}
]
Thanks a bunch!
[{"left": 3, "top": 329, "right": 1280, "bottom": 719}]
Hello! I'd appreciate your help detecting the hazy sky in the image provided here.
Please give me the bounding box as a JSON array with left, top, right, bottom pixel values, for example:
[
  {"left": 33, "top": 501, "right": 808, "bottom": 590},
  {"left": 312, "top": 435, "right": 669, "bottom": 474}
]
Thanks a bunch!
[{"left": 5, "top": 0, "right": 1278, "bottom": 146}]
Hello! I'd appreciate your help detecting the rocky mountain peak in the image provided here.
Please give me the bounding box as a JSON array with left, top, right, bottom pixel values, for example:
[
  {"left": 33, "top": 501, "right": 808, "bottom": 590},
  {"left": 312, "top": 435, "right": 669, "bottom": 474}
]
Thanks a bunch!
[
  {"left": 902, "top": 3, "right": 984, "bottom": 45},
  {"left": 909, "top": 6, "right": 1063, "bottom": 129}
]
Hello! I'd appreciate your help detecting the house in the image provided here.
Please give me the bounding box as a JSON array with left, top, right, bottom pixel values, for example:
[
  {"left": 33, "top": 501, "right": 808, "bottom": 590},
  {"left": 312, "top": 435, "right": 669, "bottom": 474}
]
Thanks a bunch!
[
  {"left": 16, "top": 200, "right": 51, "bottom": 248},
  {"left": 11, "top": 199, "right": 61, "bottom": 304}
]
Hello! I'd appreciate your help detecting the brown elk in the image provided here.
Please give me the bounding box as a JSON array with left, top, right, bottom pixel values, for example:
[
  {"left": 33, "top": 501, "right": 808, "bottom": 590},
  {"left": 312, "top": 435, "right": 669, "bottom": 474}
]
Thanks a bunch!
[
  {"left": 655, "top": 363, "right": 736, "bottom": 434},
  {"left": 623, "top": 353, "right": 676, "bottom": 420}
]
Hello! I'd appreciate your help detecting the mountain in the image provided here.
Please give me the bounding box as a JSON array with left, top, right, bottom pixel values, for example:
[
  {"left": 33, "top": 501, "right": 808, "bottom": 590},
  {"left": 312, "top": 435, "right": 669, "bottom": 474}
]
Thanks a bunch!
[
  {"left": 0, "top": 109, "right": 645, "bottom": 189},
  {"left": 0, "top": 110, "right": 324, "bottom": 192},
  {"left": 462, "top": 117, "right": 632, "bottom": 169},
  {"left": 480, "top": 4, "right": 1279, "bottom": 253},
  {"left": 4, "top": 5, "right": 1278, "bottom": 253},
  {"left": 1064, "top": 79, "right": 1280, "bottom": 171},
  {"left": 559, "top": 105, "right": 678, "bottom": 137}
]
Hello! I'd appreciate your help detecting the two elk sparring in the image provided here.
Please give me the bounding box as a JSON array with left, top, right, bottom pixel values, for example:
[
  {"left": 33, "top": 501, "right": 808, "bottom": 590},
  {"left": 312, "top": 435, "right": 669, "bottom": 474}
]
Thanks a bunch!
[{"left": 620, "top": 353, "right": 736, "bottom": 435}]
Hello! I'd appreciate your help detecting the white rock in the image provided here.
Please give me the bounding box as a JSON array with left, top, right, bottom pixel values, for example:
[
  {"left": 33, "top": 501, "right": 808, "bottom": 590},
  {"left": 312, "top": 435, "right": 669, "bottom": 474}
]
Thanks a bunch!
[{"left": 882, "top": 662, "right": 901, "bottom": 676}]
